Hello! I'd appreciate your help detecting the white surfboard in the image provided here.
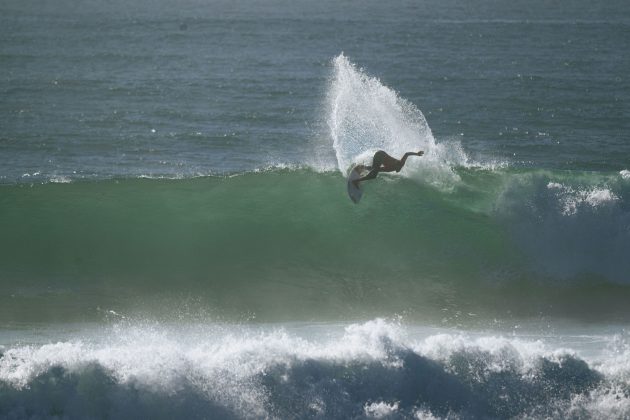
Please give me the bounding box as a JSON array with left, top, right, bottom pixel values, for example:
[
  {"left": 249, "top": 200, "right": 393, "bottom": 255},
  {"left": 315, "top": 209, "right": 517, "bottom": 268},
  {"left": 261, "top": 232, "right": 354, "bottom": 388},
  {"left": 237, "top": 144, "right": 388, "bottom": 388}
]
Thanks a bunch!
[{"left": 347, "top": 166, "right": 366, "bottom": 203}]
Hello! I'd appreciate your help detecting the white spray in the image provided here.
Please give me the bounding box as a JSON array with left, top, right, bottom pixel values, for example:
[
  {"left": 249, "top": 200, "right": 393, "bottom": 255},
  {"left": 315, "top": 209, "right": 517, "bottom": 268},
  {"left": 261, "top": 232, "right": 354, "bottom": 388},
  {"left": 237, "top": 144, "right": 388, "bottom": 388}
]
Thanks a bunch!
[{"left": 326, "top": 53, "right": 467, "bottom": 188}]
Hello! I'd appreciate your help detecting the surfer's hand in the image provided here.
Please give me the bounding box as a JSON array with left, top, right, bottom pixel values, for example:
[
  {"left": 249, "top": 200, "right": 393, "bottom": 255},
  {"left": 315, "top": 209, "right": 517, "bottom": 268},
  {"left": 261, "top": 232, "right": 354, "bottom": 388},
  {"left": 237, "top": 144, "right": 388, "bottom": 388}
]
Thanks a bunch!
[{"left": 417, "top": 151, "right": 424, "bottom": 156}]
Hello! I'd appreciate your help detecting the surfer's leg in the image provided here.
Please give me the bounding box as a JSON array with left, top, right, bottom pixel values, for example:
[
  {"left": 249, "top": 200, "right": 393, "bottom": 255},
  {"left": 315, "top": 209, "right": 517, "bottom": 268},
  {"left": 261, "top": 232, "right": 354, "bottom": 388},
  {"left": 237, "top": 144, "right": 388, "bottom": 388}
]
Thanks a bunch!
[
  {"left": 352, "top": 167, "right": 380, "bottom": 187},
  {"left": 372, "top": 150, "right": 387, "bottom": 169},
  {"left": 360, "top": 168, "right": 380, "bottom": 181},
  {"left": 353, "top": 150, "right": 403, "bottom": 187},
  {"left": 353, "top": 150, "right": 395, "bottom": 187}
]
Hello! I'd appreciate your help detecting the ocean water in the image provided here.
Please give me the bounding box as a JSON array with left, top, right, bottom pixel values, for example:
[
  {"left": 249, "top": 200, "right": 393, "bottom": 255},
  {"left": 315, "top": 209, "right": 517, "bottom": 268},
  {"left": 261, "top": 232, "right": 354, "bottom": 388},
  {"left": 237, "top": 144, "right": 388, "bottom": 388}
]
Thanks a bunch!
[{"left": 1, "top": 0, "right": 630, "bottom": 418}]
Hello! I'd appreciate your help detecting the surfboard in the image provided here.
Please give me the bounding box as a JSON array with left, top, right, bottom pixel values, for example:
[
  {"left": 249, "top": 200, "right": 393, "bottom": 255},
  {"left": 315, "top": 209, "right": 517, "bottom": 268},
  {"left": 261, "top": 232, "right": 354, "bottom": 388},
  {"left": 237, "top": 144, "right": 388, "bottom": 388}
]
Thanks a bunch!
[{"left": 347, "top": 166, "right": 366, "bottom": 203}]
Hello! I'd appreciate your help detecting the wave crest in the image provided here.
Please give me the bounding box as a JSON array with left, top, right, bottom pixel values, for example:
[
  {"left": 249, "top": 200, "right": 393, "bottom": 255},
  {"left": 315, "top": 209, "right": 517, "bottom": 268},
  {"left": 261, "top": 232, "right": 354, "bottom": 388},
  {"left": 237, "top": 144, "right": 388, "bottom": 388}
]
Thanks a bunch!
[{"left": 1, "top": 320, "right": 628, "bottom": 419}]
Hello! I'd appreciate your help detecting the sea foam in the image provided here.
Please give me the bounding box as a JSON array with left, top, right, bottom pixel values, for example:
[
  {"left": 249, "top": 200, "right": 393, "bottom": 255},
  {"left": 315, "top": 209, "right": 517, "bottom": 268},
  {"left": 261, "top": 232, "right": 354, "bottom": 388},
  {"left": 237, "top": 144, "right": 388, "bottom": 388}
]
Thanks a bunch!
[
  {"left": 546, "top": 182, "right": 619, "bottom": 216},
  {"left": 1, "top": 319, "right": 628, "bottom": 419}
]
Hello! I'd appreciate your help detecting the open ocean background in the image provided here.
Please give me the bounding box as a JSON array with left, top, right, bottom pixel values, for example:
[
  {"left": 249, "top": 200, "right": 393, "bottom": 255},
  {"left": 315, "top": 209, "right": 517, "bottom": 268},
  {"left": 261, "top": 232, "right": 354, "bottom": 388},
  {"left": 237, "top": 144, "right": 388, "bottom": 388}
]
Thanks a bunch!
[{"left": 1, "top": 0, "right": 630, "bottom": 418}]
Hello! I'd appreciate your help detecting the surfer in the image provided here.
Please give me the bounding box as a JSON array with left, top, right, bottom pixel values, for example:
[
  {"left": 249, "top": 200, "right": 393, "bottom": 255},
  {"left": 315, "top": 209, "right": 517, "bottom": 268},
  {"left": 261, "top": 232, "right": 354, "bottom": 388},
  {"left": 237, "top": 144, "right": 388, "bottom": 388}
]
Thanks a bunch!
[{"left": 352, "top": 150, "right": 424, "bottom": 187}]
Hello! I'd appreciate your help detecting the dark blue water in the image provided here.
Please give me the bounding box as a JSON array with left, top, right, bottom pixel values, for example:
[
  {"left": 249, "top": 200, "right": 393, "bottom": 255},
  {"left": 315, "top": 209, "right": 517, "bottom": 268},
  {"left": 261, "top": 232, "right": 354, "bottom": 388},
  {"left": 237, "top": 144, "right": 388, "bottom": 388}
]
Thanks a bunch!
[{"left": 2, "top": 0, "right": 629, "bottom": 183}]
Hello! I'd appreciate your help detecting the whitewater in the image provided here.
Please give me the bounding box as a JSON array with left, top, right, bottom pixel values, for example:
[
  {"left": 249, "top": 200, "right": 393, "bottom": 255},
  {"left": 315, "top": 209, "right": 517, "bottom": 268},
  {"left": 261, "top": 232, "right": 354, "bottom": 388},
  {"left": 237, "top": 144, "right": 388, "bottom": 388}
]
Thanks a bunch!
[{"left": 2, "top": 319, "right": 630, "bottom": 419}]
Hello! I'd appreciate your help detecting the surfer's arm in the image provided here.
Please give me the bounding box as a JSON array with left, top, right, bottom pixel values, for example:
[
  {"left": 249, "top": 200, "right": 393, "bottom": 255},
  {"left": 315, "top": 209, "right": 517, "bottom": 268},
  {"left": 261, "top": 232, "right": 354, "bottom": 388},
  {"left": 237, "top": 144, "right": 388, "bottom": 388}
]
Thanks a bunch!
[
  {"left": 401, "top": 151, "right": 423, "bottom": 162},
  {"left": 397, "top": 151, "right": 424, "bottom": 172}
]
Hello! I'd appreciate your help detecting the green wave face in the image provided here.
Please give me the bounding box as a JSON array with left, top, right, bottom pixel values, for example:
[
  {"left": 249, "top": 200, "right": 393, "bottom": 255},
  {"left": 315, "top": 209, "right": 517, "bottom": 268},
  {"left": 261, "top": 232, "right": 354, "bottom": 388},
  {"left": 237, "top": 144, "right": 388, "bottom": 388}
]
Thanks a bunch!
[{"left": 1, "top": 168, "right": 629, "bottom": 324}]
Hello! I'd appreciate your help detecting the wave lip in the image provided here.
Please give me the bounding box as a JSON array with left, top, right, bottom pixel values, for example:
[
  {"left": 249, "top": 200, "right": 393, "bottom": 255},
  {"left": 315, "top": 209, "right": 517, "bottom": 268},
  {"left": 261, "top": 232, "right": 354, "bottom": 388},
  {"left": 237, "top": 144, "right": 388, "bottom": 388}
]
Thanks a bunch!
[
  {"left": 546, "top": 182, "right": 619, "bottom": 216},
  {"left": 1, "top": 320, "right": 629, "bottom": 419}
]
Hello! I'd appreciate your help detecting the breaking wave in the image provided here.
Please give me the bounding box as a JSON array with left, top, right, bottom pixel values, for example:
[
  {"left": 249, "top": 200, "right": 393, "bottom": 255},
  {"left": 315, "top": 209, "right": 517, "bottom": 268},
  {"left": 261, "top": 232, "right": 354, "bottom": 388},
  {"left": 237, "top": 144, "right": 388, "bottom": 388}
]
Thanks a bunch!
[
  {"left": 1, "top": 167, "right": 629, "bottom": 324},
  {"left": 1, "top": 319, "right": 629, "bottom": 419}
]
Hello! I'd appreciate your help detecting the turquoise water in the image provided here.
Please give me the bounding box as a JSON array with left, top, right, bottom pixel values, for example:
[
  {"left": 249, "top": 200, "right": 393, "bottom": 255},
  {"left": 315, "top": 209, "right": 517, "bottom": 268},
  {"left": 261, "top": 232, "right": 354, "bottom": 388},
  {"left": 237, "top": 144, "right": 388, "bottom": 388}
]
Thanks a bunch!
[
  {"left": 1, "top": 0, "right": 630, "bottom": 418},
  {"left": 1, "top": 169, "right": 630, "bottom": 327}
]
